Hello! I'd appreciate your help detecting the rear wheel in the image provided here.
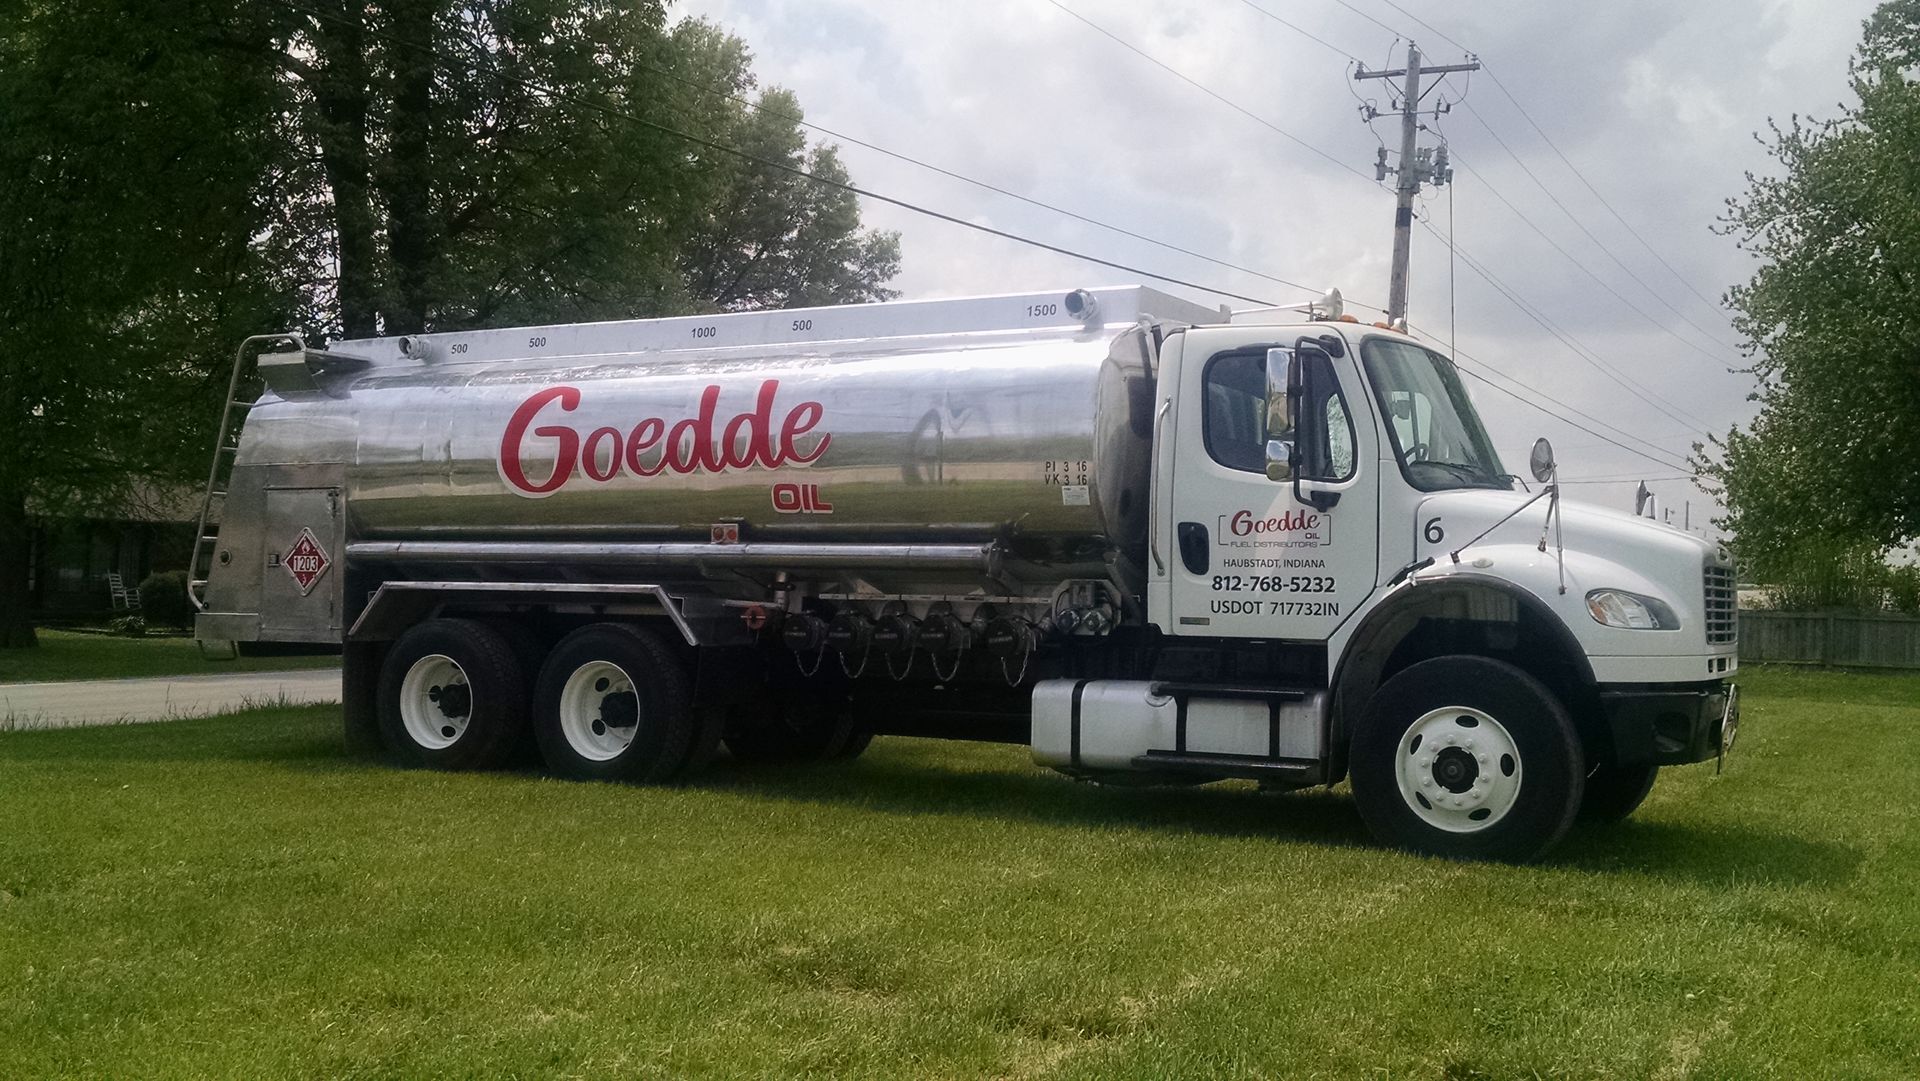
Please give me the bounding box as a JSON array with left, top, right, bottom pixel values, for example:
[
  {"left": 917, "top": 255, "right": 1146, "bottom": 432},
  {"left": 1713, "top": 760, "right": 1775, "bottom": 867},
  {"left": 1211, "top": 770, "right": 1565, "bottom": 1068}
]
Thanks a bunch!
[
  {"left": 1350, "top": 656, "right": 1584, "bottom": 862},
  {"left": 533, "top": 623, "right": 694, "bottom": 783},
  {"left": 376, "top": 618, "right": 529, "bottom": 770},
  {"left": 1579, "top": 761, "right": 1659, "bottom": 822}
]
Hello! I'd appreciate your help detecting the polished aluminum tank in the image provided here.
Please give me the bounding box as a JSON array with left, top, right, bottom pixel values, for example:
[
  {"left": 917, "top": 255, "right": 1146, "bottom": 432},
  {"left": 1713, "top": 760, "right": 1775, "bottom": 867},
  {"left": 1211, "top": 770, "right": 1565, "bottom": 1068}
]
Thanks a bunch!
[{"left": 232, "top": 289, "right": 1217, "bottom": 582}]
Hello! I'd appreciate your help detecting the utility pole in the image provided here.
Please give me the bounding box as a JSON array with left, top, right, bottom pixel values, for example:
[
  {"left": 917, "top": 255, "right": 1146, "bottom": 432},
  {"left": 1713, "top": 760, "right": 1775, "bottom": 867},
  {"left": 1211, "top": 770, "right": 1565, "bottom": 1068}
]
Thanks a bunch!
[{"left": 1356, "top": 43, "right": 1479, "bottom": 325}]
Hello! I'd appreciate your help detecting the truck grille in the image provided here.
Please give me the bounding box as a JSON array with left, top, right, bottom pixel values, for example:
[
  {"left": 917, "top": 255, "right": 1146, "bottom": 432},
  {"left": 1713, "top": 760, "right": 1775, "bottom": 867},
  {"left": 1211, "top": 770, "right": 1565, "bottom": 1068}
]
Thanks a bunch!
[{"left": 1704, "top": 565, "right": 1736, "bottom": 644}]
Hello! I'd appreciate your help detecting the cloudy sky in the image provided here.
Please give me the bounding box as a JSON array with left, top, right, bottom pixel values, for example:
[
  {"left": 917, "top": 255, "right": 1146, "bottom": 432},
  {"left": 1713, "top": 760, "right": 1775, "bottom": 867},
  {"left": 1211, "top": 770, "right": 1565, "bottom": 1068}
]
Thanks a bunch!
[{"left": 670, "top": 0, "right": 1879, "bottom": 534}]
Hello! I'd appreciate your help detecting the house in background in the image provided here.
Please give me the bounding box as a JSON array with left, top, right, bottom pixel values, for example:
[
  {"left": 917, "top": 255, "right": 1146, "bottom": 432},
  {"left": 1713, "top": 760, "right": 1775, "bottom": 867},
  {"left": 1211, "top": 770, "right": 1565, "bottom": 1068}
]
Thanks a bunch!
[{"left": 27, "top": 484, "right": 198, "bottom": 618}]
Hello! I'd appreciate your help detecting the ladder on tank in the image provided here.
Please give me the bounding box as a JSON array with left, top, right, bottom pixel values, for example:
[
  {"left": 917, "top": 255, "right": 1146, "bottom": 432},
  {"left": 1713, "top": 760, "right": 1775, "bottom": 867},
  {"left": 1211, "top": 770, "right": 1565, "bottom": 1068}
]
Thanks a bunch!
[{"left": 187, "top": 333, "right": 302, "bottom": 612}]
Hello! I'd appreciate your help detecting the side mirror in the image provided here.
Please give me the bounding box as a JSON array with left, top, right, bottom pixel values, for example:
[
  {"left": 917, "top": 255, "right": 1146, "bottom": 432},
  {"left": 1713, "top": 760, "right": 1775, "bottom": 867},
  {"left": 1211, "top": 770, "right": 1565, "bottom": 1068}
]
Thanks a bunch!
[
  {"left": 1529, "top": 437, "right": 1557, "bottom": 483},
  {"left": 1265, "top": 439, "right": 1295, "bottom": 482},
  {"left": 1264, "top": 347, "right": 1298, "bottom": 482}
]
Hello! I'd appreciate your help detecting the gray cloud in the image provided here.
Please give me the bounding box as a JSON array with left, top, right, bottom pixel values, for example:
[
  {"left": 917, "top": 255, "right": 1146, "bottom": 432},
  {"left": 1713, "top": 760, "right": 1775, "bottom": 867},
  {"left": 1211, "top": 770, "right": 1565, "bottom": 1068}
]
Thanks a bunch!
[{"left": 670, "top": 0, "right": 1878, "bottom": 532}]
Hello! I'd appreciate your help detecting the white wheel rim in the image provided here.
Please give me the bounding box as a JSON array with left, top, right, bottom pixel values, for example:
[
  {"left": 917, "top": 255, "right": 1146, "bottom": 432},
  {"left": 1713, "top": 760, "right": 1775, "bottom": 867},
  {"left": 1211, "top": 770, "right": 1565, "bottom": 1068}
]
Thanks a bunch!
[
  {"left": 1394, "top": 705, "right": 1523, "bottom": 833},
  {"left": 398, "top": 653, "right": 473, "bottom": 751},
  {"left": 558, "top": 661, "right": 640, "bottom": 762}
]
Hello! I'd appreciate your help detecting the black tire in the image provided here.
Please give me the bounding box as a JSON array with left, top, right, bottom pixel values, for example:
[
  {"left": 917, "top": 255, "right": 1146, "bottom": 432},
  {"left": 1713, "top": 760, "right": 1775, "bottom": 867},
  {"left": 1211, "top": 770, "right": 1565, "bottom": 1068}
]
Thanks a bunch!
[
  {"left": 532, "top": 623, "right": 694, "bottom": 783},
  {"left": 1579, "top": 761, "right": 1659, "bottom": 822},
  {"left": 831, "top": 721, "right": 876, "bottom": 761},
  {"left": 376, "top": 618, "right": 529, "bottom": 771},
  {"left": 684, "top": 703, "right": 729, "bottom": 774},
  {"left": 723, "top": 688, "right": 860, "bottom": 762},
  {"left": 1350, "top": 656, "right": 1584, "bottom": 862},
  {"left": 486, "top": 620, "right": 552, "bottom": 766}
]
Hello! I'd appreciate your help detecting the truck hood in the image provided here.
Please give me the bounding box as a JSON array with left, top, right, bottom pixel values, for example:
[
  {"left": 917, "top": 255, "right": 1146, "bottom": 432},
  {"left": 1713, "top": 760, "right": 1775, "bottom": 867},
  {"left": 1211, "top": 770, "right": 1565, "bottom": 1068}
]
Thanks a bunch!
[{"left": 1410, "top": 487, "right": 1734, "bottom": 658}]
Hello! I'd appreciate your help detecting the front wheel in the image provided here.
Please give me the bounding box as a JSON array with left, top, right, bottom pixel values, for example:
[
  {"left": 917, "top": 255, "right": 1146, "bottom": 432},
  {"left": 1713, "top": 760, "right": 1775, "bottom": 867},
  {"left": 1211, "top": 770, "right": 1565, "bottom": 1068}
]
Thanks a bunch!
[
  {"left": 1579, "top": 761, "right": 1659, "bottom": 822},
  {"left": 1350, "top": 656, "right": 1584, "bottom": 862}
]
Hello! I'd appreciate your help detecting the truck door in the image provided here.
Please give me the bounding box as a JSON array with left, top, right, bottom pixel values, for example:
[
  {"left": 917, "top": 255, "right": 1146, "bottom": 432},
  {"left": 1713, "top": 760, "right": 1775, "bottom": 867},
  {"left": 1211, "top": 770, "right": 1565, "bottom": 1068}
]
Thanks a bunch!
[{"left": 1161, "top": 328, "right": 1378, "bottom": 641}]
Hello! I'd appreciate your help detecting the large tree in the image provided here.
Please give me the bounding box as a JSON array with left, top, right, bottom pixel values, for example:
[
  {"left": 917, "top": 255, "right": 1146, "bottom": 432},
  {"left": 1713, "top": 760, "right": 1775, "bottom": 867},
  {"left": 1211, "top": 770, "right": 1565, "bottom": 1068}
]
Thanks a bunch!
[
  {"left": 0, "top": 0, "right": 302, "bottom": 648},
  {"left": 0, "top": 0, "right": 899, "bottom": 648},
  {"left": 270, "top": 1, "right": 900, "bottom": 337},
  {"left": 1702, "top": 0, "right": 1920, "bottom": 578}
]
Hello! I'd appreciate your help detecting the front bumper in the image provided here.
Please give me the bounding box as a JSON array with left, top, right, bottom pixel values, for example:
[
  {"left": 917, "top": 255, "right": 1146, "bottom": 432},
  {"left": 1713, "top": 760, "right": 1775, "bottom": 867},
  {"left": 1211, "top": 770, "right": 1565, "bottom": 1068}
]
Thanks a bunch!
[{"left": 1598, "top": 680, "right": 1739, "bottom": 766}]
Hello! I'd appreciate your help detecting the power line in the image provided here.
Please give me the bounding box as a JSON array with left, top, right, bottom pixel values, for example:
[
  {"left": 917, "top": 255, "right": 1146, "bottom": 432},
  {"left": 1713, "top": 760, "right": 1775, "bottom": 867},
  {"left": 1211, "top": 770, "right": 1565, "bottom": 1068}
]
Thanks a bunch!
[
  {"left": 1325, "top": 0, "right": 1402, "bottom": 38},
  {"left": 1446, "top": 359, "right": 1696, "bottom": 473},
  {"left": 296, "top": 0, "right": 1698, "bottom": 476},
  {"left": 1480, "top": 64, "right": 1732, "bottom": 323},
  {"left": 1045, "top": 1, "right": 1697, "bottom": 471},
  {"left": 1456, "top": 102, "right": 1742, "bottom": 355},
  {"left": 1559, "top": 475, "right": 1694, "bottom": 485},
  {"left": 628, "top": 51, "right": 1328, "bottom": 299},
  {"left": 1045, "top": 0, "right": 1383, "bottom": 189},
  {"left": 274, "top": 0, "right": 1282, "bottom": 308},
  {"left": 1231, "top": 3, "right": 1722, "bottom": 436},
  {"left": 1371, "top": 0, "right": 1472, "bottom": 54},
  {"left": 1428, "top": 323, "right": 1699, "bottom": 470},
  {"left": 1335, "top": 1, "right": 1737, "bottom": 327},
  {"left": 1447, "top": 150, "right": 1735, "bottom": 376},
  {"left": 1236, "top": 0, "right": 1360, "bottom": 62},
  {"left": 1432, "top": 225, "right": 1715, "bottom": 436},
  {"left": 1307, "top": 3, "right": 1740, "bottom": 365}
]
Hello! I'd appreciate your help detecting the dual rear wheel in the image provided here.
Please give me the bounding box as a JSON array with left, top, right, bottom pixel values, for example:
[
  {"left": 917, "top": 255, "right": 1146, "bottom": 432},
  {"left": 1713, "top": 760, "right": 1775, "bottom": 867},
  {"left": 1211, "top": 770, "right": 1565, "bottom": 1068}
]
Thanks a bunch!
[{"left": 376, "top": 619, "right": 862, "bottom": 779}]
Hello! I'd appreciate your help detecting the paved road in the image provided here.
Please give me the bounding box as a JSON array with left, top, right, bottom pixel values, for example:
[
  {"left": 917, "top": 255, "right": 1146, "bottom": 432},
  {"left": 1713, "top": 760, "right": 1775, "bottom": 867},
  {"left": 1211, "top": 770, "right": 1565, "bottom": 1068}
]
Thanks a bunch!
[{"left": 0, "top": 669, "right": 342, "bottom": 731}]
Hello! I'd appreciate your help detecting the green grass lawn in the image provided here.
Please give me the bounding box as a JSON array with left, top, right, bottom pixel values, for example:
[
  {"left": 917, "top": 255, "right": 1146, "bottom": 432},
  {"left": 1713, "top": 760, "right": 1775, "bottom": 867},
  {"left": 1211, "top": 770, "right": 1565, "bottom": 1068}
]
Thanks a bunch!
[
  {"left": 1, "top": 665, "right": 1916, "bottom": 1079},
  {"left": 0, "top": 629, "right": 340, "bottom": 684}
]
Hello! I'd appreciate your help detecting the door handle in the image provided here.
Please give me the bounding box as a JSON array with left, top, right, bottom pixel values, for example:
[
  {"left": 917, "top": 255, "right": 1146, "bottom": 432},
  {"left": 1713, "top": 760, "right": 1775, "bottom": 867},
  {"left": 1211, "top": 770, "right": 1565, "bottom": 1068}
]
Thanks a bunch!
[{"left": 1177, "top": 522, "right": 1209, "bottom": 575}]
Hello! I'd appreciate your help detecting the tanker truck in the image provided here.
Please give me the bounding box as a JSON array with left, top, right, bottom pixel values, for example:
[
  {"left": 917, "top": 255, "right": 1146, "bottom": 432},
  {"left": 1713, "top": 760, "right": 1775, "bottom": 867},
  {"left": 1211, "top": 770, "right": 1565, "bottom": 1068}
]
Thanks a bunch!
[{"left": 191, "top": 285, "right": 1738, "bottom": 861}]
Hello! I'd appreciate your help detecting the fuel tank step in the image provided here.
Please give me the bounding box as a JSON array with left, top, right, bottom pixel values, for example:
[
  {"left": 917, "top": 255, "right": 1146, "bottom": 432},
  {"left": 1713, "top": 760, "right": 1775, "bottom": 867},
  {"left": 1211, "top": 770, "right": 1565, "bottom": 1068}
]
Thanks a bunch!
[{"left": 1132, "top": 750, "right": 1325, "bottom": 783}]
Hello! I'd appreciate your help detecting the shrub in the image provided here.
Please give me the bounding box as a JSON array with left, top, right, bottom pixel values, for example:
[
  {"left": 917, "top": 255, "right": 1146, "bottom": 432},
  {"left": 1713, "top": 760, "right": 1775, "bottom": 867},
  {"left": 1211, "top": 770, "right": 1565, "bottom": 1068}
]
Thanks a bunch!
[
  {"left": 108, "top": 614, "right": 148, "bottom": 638},
  {"left": 1889, "top": 564, "right": 1920, "bottom": 616},
  {"left": 1761, "top": 539, "right": 1891, "bottom": 612},
  {"left": 137, "top": 570, "right": 192, "bottom": 627}
]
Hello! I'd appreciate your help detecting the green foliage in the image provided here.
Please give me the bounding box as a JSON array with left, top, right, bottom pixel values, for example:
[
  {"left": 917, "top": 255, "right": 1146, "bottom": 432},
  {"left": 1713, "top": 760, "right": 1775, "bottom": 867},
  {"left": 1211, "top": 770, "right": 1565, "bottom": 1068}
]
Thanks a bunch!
[
  {"left": 0, "top": 1, "right": 899, "bottom": 648},
  {"left": 1761, "top": 537, "right": 1896, "bottom": 610},
  {"left": 136, "top": 571, "right": 193, "bottom": 628},
  {"left": 1888, "top": 563, "right": 1920, "bottom": 615},
  {"left": 1701, "top": 0, "right": 1920, "bottom": 562},
  {"left": 274, "top": 2, "right": 900, "bottom": 336},
  {"left": 0, "top": 0, "right": 305, "bottom": 646},
  {"left": 105, "top": 615, "right": 148, "bottom": 639}
]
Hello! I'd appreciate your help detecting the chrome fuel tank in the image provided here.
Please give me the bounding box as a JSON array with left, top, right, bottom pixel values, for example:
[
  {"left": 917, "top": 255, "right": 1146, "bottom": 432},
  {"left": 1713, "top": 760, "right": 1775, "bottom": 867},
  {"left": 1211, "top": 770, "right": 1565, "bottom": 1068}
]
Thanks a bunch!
[{"left": 232, "top": 323, "right": 1163, "bottom": 576}]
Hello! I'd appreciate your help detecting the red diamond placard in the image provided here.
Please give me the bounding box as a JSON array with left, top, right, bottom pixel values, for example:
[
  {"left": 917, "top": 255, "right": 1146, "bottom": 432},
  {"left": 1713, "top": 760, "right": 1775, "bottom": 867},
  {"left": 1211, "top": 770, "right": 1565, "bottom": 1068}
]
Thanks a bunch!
[{"left": 283, "top": 528, "right": 331, "bottom": 596}]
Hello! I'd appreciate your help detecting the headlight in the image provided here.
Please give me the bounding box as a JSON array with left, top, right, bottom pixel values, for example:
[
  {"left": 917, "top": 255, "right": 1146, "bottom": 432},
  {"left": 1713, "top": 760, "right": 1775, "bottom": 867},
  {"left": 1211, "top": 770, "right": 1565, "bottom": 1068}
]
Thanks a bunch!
[{"left": 1586, "top": 589, "right": 1679, "bottom": 630}]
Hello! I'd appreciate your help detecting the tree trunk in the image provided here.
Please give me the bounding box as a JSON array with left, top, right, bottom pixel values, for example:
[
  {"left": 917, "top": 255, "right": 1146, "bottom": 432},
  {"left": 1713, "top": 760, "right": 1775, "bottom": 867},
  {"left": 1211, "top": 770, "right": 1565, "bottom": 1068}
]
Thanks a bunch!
[
  {"left": 0, "top": 487, "right": 38, "bottom": 649},
  {"left": 383, "top": 0, "right": 435, "bottom": 336},
  {"left": 309, "top": 4, "right": 379, "bottom": 340}
]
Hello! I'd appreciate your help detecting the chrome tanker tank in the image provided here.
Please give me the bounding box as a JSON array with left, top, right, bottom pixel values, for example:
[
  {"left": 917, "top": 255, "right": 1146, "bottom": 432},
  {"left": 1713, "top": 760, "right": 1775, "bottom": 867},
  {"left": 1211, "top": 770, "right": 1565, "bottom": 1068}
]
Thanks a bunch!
[{"left": 204, "top": 290, "right": 1219, "bottom": 631}]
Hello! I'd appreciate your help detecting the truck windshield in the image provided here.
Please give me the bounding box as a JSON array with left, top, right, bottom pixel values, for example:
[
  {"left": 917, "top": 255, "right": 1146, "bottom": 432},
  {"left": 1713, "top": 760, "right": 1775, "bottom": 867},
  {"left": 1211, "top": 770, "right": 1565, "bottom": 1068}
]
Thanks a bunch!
[{"left": 1361, "top": 338, "right": 1508, "bottom": 491}]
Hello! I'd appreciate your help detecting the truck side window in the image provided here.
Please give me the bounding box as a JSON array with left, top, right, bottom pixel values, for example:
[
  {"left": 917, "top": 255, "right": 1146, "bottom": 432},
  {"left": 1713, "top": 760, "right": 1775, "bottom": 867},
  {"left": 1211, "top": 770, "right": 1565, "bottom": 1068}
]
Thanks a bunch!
[{"left": 1203, "top": 351, "right": 1356, "bottom": 481}]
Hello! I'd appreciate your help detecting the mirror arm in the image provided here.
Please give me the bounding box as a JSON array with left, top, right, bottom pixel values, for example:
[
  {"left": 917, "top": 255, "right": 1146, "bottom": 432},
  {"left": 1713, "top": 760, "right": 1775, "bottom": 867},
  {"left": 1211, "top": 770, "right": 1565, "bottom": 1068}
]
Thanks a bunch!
[{"left": 1289, "top": 339, "right": 1341, "bottom": 511}]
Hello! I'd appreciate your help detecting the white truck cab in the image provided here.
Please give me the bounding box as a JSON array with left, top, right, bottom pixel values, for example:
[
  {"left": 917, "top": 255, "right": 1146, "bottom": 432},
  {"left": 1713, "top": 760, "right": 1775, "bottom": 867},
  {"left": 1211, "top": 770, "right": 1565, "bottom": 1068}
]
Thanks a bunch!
[{"left": 1036, "top": 310, "right": 1737, "bottom": 859}]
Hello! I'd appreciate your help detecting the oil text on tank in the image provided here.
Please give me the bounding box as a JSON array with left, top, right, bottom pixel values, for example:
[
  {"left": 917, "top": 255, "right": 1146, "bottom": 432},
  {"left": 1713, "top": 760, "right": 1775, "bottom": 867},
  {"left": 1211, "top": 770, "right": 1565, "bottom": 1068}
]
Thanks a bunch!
[{"left": 498, "top": 380, "right": 831, "bottom": 497}]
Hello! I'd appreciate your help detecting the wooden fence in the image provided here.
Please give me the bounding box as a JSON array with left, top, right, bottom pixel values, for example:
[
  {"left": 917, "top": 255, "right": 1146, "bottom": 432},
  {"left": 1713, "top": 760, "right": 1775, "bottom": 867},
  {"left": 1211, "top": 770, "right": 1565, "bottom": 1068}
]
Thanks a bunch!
[{"left": 1739, "top": 610, "right": 1920, "bottom": 668}]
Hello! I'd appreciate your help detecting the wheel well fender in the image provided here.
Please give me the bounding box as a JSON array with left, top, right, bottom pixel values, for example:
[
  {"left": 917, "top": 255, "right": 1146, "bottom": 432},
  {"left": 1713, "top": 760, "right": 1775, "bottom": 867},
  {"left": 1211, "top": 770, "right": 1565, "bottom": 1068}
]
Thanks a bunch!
[{"left": 1329, "top": 575, "right": 1598, "bottom": 777}]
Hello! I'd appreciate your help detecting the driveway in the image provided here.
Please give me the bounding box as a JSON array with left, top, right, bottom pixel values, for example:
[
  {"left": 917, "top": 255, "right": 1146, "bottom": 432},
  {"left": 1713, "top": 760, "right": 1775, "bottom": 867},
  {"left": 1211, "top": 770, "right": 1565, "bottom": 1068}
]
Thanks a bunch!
[{"left": 0, "top": 669, "right": 342, "bottom": 730}]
